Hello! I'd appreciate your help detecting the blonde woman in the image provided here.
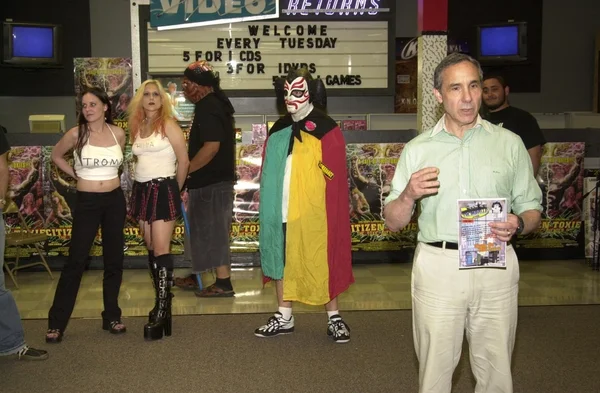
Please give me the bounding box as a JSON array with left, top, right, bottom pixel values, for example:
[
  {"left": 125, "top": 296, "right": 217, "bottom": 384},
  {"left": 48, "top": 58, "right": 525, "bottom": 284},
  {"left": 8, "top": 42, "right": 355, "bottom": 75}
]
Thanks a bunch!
[{"left": 127, "top": 80, "right": 189, "bottom": 341}]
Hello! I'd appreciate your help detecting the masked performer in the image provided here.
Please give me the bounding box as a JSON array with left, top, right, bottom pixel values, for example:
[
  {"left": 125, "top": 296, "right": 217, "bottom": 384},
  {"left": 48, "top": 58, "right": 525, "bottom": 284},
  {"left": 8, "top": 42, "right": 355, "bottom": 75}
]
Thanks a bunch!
[{"left": 255, "top": 68, "right": 354, "bottom": 343}]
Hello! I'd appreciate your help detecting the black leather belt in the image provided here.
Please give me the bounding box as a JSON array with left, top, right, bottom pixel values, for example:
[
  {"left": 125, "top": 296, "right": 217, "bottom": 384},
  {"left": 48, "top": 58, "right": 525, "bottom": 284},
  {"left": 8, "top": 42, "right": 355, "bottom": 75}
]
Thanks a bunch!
[
  {"left": 139, "top": 176, "right": 176, "bottom": 185},
  {"left": 426, "top": 241, "right": 459, "bottom": 250}
]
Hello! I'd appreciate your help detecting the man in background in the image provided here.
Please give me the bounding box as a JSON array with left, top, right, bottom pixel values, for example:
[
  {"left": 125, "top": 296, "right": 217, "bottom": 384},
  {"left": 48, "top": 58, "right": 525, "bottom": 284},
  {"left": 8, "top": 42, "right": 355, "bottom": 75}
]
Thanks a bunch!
[
  {"left": 482, "top": 75, "right": 546, "bottom": 176},
  {"left": 0, "top": 129, "right": 49, "bottom": 361}
]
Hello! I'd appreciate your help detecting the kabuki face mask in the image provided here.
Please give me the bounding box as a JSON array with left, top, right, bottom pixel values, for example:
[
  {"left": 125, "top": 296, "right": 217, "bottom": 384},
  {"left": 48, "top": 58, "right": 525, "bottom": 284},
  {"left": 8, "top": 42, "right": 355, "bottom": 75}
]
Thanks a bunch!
[{"left": 284, "top": 77, "right": 312, "bottom": 121}]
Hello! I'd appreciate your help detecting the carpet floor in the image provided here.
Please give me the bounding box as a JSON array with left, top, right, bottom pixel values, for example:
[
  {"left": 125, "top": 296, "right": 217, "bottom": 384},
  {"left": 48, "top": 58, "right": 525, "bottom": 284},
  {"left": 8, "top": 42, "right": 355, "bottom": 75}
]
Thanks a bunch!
[{"left": 1, "top": 305, "right": 599, "bottom": 393}]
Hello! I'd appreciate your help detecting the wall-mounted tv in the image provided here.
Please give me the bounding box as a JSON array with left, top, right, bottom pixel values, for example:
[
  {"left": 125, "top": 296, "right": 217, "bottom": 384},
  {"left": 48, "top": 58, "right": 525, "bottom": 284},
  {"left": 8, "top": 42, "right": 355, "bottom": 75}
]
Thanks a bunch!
[
  {"left": 2, "top": 21, "right": 63, "bottom": 67},
  {"left": 476, "top": 22, "right": 527, "bottom": 63}
]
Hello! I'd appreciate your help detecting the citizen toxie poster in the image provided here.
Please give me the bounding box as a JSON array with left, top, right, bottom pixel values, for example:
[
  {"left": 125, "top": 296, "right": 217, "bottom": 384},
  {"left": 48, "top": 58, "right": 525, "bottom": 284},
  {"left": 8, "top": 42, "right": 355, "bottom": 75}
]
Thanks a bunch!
[
  {"left": 73, "top": 57, "right": 133, "bottom": 135},
  {"left": 231, "top": 144, "right": 262, "bottom": 252},
  {"left": 583, "top": 169, "right": 599, "bottom": 260},
  {"left": 3, "top": 146, "right": 46, "bottom": 258},
  {"left": 514, "top": 142, "right": 586, "bottom": 259},
  {"left": 346, "top": 143, "right": 418, "bottom": 251},
  {"left": 120, "top": 145, "right": 145, "bottom": 256},
  {"left": 42, "top": 146, "right": 77, "bottom": 257}
]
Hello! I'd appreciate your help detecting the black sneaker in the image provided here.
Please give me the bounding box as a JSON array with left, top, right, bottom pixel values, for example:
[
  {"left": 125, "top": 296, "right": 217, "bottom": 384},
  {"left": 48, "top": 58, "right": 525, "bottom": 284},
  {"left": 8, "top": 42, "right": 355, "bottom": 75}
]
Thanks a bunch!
[
  {"left": 327, "top": 315, "right": 351, "bottom": 343},
  {"left": 254, "top": 312, "right": 295, "bottom": 337},
  {"left": 14, "top": 345, "right": 49, "bottom": 361}
]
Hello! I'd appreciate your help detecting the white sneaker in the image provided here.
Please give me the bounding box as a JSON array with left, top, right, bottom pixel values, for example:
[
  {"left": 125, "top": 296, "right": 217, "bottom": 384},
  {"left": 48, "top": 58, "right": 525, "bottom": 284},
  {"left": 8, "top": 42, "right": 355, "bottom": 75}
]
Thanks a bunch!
[
  {"left": 254, "top": 312, "right": 295, "bottom": 337},
  {"left": 327, "top": 315, "right": 351, "bottom": 343}
]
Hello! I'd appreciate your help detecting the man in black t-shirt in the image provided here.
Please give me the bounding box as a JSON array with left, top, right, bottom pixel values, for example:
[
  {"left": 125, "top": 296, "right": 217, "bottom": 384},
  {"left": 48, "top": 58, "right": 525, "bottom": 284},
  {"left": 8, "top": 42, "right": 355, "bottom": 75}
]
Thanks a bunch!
[
  {"left": 173, "top": 61, "right": 237, "bottom": 297},
  {"left": 0, "top": 131, "right": 49, "bottom": 360},
  {"left": 482, "top": 75, "right": 546, "bottom": 176}
]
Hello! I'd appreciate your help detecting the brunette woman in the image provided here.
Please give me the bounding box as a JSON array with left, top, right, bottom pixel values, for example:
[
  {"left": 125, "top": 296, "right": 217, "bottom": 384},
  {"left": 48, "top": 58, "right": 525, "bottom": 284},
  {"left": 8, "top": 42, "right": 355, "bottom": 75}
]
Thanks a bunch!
[{"left": 46, "top": 87, "right": 127, "bottom": 343}]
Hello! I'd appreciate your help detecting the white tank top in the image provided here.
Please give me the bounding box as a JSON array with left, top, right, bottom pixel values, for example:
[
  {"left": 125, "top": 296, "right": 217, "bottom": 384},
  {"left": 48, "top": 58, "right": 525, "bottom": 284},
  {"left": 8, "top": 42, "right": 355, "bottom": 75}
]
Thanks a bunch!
[
  {"left": 132, "top": 131, "right": 177, "bottom": 182},
  {"left": 73, "top": 125, "right": 123, "bottom": 181}
]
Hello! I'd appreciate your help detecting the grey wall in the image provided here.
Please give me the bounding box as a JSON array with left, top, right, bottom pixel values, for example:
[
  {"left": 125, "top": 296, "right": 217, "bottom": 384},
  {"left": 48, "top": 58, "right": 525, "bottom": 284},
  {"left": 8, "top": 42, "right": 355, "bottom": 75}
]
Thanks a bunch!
[
  {"left": 508, "top": 0, "right": 600, "bottom": 113},
  {"left": 1, "top": 0, "right": 599, "bottom": 134},
  {"left": 89, "top": 0, "right": 132, "bottom": 58},
  {"left": 395, "top": 0, "right": 418, "bottom": 37}
]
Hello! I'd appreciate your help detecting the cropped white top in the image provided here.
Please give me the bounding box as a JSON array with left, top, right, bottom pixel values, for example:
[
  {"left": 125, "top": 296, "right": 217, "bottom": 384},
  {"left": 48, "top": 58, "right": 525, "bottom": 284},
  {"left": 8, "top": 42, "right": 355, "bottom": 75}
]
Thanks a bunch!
[
  {"left": 131, "top": 131, "right": 177, "bottom": 182},
  {"left": 73, "top": 125, "right": 123, "bottom": 181}
]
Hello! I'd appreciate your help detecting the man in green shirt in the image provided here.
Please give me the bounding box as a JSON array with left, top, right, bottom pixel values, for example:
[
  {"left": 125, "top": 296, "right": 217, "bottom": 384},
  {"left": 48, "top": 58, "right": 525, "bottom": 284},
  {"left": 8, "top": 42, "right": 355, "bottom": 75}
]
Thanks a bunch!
[{"left": 384, "top": 53, "right": 542, "bottom": 393}]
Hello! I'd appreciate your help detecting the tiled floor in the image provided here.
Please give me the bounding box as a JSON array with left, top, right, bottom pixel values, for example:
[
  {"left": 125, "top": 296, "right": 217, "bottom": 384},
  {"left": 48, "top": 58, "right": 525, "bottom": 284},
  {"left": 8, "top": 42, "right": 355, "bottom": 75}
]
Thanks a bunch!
[{"left": 7, "top": 260, "right": 600, "bottom": 320}]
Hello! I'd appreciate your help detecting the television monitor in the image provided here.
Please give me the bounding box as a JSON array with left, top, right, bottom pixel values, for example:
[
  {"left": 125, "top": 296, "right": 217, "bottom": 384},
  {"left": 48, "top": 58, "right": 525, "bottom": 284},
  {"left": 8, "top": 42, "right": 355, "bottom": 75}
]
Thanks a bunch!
[
  {"left": 476, "top": 22, "right": 527, "bottom": 63},
  {"left": 2, "top": 22, "right": 63, "bottom": 67}
]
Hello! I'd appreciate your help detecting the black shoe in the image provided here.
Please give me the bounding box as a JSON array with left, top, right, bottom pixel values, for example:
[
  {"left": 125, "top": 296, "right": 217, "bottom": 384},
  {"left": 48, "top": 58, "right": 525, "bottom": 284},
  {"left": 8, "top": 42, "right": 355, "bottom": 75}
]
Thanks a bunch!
[
  {"left": 102, "top": 320, "right": 127, "bottom": 334},
  {"left": 45, "top": 329, "right": 63, "bottom": 343},
  {"left": 254, "top": 312, "right": 295, "bottom": 338},
  {"left": 144, "top": 261, "right": 173, "bottom": 341},
  {"left": 14, "top": 346, "right": 49, "bottom": 361},
  {"left": 327, "top": 315, "right": 351, "bottom": 344}
]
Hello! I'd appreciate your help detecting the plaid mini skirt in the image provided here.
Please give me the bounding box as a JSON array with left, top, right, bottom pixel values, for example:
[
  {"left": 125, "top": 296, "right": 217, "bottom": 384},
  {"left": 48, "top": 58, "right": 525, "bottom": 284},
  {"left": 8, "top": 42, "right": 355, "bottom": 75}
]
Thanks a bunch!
[{"left": 130, "top": 177, "right": 182, "bottom": 223}]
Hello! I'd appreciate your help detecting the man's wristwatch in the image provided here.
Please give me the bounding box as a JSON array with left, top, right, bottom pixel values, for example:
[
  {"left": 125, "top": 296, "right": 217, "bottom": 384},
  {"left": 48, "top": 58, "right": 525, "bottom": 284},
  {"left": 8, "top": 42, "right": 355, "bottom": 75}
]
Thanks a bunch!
[{"left": 515, "top": 215, "right": 525, "bottom": 236}]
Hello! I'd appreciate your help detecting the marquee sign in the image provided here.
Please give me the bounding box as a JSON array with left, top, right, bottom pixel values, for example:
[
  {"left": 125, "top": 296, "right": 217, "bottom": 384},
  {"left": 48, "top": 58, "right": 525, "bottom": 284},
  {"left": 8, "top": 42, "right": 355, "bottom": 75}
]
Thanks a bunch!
[
  {"left": 150, "top": 0, "right": 280, "bottom": 30},
  {"left": 147, "top": 20, "right": 388, "bottom": 90},
  {"left": 282, "top": 0, "right": 386, "bottom": 15}
]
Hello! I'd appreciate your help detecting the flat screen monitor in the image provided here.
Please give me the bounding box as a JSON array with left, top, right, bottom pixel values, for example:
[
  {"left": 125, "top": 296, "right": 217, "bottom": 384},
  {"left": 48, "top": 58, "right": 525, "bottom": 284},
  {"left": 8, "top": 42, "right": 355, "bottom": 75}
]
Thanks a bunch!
[{"left": 2, "top": 22, "right": 63, "bottom": 67}]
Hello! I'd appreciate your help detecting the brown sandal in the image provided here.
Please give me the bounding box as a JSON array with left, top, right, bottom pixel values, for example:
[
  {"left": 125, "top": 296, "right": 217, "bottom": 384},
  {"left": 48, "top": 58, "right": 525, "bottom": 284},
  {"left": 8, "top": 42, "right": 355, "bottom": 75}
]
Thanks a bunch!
[
  {"left": 173, "top": 274, "right": 198, "bottom": 290},
  {"left": 194, "top": 284, "right": 235, "bottom": 298}
]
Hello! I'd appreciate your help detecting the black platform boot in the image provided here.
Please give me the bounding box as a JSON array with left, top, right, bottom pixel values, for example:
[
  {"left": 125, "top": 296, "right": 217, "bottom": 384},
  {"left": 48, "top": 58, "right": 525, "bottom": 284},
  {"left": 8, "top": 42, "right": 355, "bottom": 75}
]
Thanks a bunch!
[
  {"left": 147, "top": 251, "right": 159, "bottom": 323},
  {"left": 144, "top": 254, "right": 173, "bottom": 341}
]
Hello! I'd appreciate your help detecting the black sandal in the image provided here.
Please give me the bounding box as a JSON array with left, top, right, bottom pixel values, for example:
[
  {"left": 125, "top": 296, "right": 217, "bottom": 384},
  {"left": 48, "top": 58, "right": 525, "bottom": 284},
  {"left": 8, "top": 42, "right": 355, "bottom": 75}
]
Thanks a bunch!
[
  {"left": 45, "top": 329, "right": 63, "bottom": 343},
  {"left": 102, "top": 320, "right": 127, "bottom": 334}
]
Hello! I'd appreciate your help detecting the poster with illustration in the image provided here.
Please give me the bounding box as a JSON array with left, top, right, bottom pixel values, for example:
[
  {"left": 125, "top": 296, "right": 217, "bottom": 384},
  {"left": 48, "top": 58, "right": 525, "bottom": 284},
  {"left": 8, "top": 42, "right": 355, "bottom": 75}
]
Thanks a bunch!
[
  {"left": 73, "top": 58, "right": 133, "bottom": 134},
  {"left": 346, "top": 143, "right": 418, "bottom": 251},
  {"left": 583, "top": 170, "right": 599, "bottom": 260},
  {"left": 515, "top": 142, "right": 585, "bottom": 259},
  {"left": 3, "top": 146, "right": 46, "bottom": 258},
  {"left": 231, "top": 144, "right": 262, "bottom": 252}
]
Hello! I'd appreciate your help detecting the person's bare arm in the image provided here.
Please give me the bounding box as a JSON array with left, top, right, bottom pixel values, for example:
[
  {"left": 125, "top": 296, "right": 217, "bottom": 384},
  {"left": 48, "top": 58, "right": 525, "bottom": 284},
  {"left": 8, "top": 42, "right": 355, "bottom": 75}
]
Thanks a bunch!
[
  {"left": 189, "top": 142, "right": 220, "bottom": 174},
  {"left": 51, "top": 127, "right": 79, "bottom": 179},
  {"left": 112, "top": 125, "right": 127, "bottom": 151},
  {"left": 164, "top": 120, "right": 190, "bottom": 190},
  {"left": 489, "top": 210, "right": 541, "bottom": 242}
]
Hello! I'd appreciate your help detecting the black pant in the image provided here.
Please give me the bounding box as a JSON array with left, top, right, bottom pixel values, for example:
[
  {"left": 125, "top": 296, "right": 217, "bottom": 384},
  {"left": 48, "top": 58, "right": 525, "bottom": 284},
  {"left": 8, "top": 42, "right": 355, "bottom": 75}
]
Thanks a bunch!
[{"left": 48, "top": 188, "right": 126, "bottom": 331}]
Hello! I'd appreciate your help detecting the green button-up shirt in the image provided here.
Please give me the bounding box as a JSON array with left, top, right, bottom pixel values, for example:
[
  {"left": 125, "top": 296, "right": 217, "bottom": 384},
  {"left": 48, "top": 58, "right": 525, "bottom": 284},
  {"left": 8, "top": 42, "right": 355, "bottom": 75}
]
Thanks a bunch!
[{"left": 384, "top": 115, "right": 543, "bottom": 244}]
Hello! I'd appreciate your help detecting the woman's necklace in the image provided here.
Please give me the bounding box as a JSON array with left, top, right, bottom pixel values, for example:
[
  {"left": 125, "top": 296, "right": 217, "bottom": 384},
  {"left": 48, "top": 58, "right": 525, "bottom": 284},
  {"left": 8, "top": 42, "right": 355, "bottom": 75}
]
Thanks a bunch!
[{"left": 141, "top": 116, "right": 155, "bottom": 138}]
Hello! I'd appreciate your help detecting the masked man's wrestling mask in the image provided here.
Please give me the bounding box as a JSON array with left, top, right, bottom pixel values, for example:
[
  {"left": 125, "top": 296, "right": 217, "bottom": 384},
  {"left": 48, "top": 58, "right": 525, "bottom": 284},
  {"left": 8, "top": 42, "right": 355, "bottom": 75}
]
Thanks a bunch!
[{"left": 182, "top": 60, "right": 217, "bottom": 104}]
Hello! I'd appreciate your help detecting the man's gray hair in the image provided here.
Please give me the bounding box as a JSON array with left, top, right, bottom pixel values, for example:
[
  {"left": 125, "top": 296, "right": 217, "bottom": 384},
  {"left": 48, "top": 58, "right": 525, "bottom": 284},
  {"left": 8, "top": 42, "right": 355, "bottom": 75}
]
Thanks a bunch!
[{"left": 433, "top": 53, "right": 483, "bottom": 91}]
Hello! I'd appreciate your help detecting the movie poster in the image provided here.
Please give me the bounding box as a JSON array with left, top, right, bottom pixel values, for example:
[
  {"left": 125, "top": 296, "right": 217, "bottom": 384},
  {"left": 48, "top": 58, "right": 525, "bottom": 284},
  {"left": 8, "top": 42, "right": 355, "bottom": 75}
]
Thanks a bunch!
[
  {"left": 3, "top": 146, "right": 46, "bottom": 258},
  {"left": 515, "top": 142, "right": 585, "bottom": 258},
  {"left": 346, "top": 143, "right": 418, "bottom": 251},
  {"left": 231, "top": 144, "right": 262, "bottom": 252},
  {"left": 583, "top": 169, "right": 599, "bottom": 260},
  {"left": 41, "top": 146, "right": 77, "bottom": 256},
  {"left": 73, "top": 57, "right": 133, "bottom": 134}
]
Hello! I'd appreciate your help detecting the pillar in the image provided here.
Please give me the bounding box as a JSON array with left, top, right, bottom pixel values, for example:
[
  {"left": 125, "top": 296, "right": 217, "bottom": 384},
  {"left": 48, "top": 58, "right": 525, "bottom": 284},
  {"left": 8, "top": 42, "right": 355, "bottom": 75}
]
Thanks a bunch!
[{"left": 417, "top": 0, "right": 449, "bottom": 132}]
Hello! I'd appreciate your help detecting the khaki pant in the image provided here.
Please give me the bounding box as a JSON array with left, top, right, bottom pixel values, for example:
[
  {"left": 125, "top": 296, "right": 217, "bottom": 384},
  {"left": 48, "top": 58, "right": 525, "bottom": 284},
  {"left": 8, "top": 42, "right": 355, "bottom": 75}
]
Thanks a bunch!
[{"left": 412, "top": 242, "right": 519, "bottom": 393}]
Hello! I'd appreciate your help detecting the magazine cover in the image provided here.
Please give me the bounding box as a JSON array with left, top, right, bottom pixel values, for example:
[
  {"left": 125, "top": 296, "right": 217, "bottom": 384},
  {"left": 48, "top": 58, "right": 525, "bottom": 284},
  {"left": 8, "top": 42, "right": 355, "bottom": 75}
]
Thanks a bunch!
[{"left": 458, "top": 198, "right": 507, "bottom": 269}]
